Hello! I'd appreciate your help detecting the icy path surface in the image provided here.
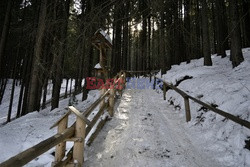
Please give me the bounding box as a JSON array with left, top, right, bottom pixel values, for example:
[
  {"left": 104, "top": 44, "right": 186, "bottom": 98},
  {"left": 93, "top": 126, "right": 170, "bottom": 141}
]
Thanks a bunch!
[{"left": 84, "top": 89, "right": 222, "bottom": 167}]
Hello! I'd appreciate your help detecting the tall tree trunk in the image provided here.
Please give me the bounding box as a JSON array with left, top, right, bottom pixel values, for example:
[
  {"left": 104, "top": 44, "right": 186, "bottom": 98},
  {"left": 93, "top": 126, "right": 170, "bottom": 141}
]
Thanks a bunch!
[
  {"left": 27, "top": 0, "right": 47, "bottom": 113},
  {"left": 82, "top": 45, "right": 93, "bottom": 101},
  {"left": 184, "top": 0, "right": 191, "bottom": 63},
  {"left": 201, "top": 0, "right": 212, "bottom": 66},
  {"left": 21, "top": 40, "right": 34, "bottom": 116},
  {"left": 173, "top": 1, "right": 181, "bottom": 65},
  {"left": 111, "top": 2, "right": 122, "bottom": 75},
  {"left": 75, "top": 0, "right": 86, "bottom": 94},
  {"left": 8, "top": 37, "right": 21, "bottom": 121},
  {"left": 211, "top": 2, "right": 217, "bottom": 54},
  {"left": 51, "top": 0, "right": 70, "bottom": 110},
  {"left": 165, "top": 3, "right": 172, "bottom": 71},
  {"left": 152, "top": 19, "right": 156, "bottom": 70},
  {"left": 147, "top": 15, "right": 151, "bottom": 70},
  {"left": 7, "top": 61, "right": 17, "bottom": 122},
  {"left": 122, "top": 1, "right": 129, "bottom": 70},
  {"left": 195, "top": 0, "right": 202, "bottom": 59},
  {"left": 215, "top": 0, "right": 227, "bottom": 57},
  {"left": 0, "top": 0, "right": 12, "bottom": 78},
  {"left": 139, "top": 0, "right": 148, "bottom": 72},
  {"left": 241, "top": 0, "right": 250, "bottom": 47},
  {"left": 0, "top": 0, "right": 12, "bottom": 104},
  {"left": 41, "top": 79, "right": 48, "bottom": 109},
  {"left": 16, "top": 52, "right": 28, "bottom": 118},
  {"left": 229, "top": 0, "right": 244, "bottom": 67},
  {"left": 159, "top": 11, "right": 166, "bottom": 74},
  {"left": 64, "top": 78, "right": 69, "bottom": 98}
]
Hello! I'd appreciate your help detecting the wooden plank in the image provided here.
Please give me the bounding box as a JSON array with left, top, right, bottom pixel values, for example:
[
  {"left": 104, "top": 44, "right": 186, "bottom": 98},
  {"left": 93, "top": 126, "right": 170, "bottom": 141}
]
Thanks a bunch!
[
  {"left": 155, "top": 77, "right": 188, "bottom": 97},
  {"left": 163, "top": 83, "right": 166, "bottom": 100},
  {"left": 153, "top": 76, "right": 156, "bottom": 90},
  {"left": 188, "top": 95, "right": 250, "bottom": 129},
  {"left": 86, "top": 117, "right": 108, "bottom": 146},
  {"left": 184, "top": 97, "right": 191, "bottom": 122},
  {"left": 0, "top": 126, "right": 75, "bottom": 167},
  {"left": 108, "top": 89, "right": 115, "bottom": 117},
  {"left": 69, "top": 106, "right": 91, "bottom": 125},
  {"left": 72, "top": 117, "right": 86, "bottom": 166},
  {"left": 50, "top": 111, "right": 71, "bottom": 129},
  {"left": 85, "top": 103, "right": 108, "bottom": 136},
  {"left": 99, "top": 88, "right": 106, "bottom": 111},
  {"left": 83, "top": 89, "right": 110, "bottom": 117},
  {"left": 55, "top": 114, "right": 68, "bottom": 162}
]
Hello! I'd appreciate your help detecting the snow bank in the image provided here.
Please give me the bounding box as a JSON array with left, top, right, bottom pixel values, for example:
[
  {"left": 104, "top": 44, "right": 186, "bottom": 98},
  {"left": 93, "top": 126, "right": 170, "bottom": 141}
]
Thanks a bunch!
[
  {"left": 158, "top": 48, "right": 250, "bottom": 166},
  {"left": 0, "top": 79, "right": 82, "bottom": 125},
  {"left": 0, "top": 90, "right": 99, "bottom": 166}
]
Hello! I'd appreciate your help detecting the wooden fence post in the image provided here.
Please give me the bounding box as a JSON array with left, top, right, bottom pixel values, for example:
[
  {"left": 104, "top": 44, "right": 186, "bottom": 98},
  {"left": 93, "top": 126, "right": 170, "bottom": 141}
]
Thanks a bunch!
[
  {"left": 124, "top": 72, "right": 126, "bottom": 81},
  {"left": 54, "top": 114, "right": 68, "bottom": 163},
  {"left": 72, "top": 117, "right": 86, "bottom": 166},
  {"left": 163, "top": 83, "right": 166, "bottom": 100},
  {"left": 150, "top": 71, "right": 152, "bottom": 82},
  {"left": 100, "top": 88, "right": 106, "bottom": 110},
  {"left": 153, "top": 76, "right": 156, "bottom": 89},
  {"left": 113, "top": 77, "right": 116, "bottom": 98},
  {"left": 108, "top": 88, "right": 115, "bottom": 117},
  {"left": 184, "top": 97, "right": 191, "bottom": 122}
]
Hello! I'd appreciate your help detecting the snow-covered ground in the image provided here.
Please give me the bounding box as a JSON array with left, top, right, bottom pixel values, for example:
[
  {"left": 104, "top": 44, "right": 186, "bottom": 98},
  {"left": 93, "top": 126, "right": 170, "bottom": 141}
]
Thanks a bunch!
[
  {"left": 0, "top": 79, "right": 77, "bottom": 125},
  {"left": 156, "top": 48, "right": 250, "bottom": 166},
  {"left": 0, "top": 48, "right": 250, "bottom": 166},
  {"left": 84, "top": 89, "right": 223, "bottom": 167},
  {"left": 0, "top": 89, "right": 99, "bottom": 166}
]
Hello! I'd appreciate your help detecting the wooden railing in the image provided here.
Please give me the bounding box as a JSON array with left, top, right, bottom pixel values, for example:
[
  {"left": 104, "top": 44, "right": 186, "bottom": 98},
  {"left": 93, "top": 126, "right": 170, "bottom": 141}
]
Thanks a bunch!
[
  {"left": 154, "top": 76, "right": 250, "bottom": 130},
  {"left": 0, "top": 71, "right": 127, "bottom": 167}
]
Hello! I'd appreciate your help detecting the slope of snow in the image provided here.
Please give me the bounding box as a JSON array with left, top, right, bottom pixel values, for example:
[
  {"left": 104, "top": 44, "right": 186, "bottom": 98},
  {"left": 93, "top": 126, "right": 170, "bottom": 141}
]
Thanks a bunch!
[
  {"left": 0, "top": 90, "right": 99, "bottom": 166},
  {"left": 0, "top": 79, "right": 79, "bottom": 125},
  {"left": 157, "top": 48, "right": 250, "bottom": 166}
]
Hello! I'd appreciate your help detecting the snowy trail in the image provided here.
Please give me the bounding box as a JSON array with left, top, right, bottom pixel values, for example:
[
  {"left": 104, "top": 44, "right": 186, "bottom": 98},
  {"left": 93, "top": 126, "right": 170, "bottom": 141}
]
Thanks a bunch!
[{"left": 84, "top": 89, "right": 223, "bottom": 167}]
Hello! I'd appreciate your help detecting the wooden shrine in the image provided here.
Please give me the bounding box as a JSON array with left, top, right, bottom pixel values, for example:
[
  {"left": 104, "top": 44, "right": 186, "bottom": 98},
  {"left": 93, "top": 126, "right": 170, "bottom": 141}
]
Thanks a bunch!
[{"left": 92, "top": 29, "right": 112, "bottom": 80}]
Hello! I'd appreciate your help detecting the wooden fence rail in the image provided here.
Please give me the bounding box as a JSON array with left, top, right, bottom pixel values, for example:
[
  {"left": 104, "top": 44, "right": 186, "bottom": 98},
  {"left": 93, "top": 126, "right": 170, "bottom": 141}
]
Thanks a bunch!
[
  {"left": 154, "top": 76, "right": 250, "bottom": 130},
  {"left": 0, "top": 71, "right": 127, "bottom": 167}
]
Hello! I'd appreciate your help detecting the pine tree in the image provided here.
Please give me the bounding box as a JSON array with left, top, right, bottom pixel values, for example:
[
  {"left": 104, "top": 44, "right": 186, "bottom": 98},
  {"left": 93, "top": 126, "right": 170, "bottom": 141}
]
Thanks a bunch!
[
  {"left": 214, "top": 0, "right": 227, "bottom": 58},
  {"left": 201, "top": 0, "right": 212, "bottom": 66},
  {"left": 229, "top": 0, "right": 244, "bottom": 67}
]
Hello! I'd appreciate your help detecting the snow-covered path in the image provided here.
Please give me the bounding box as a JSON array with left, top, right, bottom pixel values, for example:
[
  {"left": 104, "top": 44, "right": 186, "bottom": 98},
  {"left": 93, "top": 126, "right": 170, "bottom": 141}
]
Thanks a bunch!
[{"left": 84, "top": 89, "right": 222, "bottom": 167}]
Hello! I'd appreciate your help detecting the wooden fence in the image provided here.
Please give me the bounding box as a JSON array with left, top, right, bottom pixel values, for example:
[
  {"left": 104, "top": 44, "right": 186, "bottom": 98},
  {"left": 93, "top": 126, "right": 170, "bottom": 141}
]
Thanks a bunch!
[
  {"left": 0, "top": 71, "right": 126, "bottom": 167},
  {"left": 154, "top": 76, "right": 250, "bottom": 129}
]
